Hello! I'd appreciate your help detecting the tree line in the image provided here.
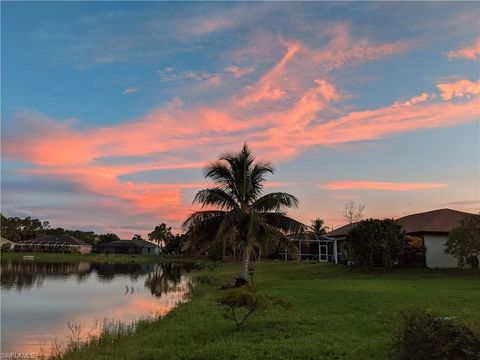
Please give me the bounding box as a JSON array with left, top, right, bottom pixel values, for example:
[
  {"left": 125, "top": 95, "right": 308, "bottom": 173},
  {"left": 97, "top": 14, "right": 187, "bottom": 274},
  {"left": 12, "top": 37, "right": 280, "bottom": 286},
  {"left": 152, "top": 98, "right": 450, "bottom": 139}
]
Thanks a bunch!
[
  {"left": 1, "top": 213, "right": 121, "bottom": 245},
  {"left": 0, "top": 213, "right": 185, "bottom": 254}
]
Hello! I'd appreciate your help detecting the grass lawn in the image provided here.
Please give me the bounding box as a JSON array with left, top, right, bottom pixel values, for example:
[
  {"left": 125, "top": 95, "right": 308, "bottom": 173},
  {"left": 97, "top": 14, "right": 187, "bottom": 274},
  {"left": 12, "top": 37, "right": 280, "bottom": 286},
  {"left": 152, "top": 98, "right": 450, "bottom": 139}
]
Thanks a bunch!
[{"left": 58, "top": 262, "right": 480, "bottom": 360}]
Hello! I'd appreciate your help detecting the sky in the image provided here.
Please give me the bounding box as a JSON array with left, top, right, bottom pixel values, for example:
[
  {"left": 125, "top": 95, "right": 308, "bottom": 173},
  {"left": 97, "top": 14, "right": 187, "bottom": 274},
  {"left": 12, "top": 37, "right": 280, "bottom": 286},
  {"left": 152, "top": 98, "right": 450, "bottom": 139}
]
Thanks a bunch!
[{"left": 1, "top": 2, "right": 479, "bottom": 238}]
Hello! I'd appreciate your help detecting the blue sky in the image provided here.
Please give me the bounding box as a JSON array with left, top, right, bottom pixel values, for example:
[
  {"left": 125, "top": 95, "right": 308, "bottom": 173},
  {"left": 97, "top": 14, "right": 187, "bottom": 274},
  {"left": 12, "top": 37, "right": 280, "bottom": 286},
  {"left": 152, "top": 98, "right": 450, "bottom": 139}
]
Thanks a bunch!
[{"left": 2, "top": 2, "right": 479, "bottom": 237}]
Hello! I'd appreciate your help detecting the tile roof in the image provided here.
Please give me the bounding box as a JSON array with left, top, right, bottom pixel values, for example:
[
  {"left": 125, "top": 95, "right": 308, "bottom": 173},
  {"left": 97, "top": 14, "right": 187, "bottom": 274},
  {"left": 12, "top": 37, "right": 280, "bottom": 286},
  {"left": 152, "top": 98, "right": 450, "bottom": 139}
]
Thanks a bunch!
[
  {"left": 325, "top": 222, "right": 358, "bottom": 238},
  {"left": 396, "top": 208, "right": 474, "bottom": 234},
  {"left": 97, "top": 239, "right": 159, "bottom": 248},
  {"left": 325, "top": 208, "right": 475, "bottom": 237}
]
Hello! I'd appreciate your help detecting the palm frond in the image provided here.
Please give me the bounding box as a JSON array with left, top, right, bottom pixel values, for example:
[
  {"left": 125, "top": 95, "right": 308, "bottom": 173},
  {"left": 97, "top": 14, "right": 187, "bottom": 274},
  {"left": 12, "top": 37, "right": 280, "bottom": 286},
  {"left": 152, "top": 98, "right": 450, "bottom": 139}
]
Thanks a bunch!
[
  {"left": 252, "top": 192, "right": 299, "bottom": 212},
  {"left": 193, "top": 188, "right": 238, "bottom": 210},
  {"left": 215, "top": 209, "right": 244, "bottom": 241},
  {"left": 260, "top": 212, "right": 306, "bottom": 235},
  {"left": 246, "top": 161, "right": 274, "bottom": 202},
  {"left": 204, "top": 161, "right": 239, "bottom": 199},
  {"left": 182, "top": 210, "right": 226, "bottom": 233}
]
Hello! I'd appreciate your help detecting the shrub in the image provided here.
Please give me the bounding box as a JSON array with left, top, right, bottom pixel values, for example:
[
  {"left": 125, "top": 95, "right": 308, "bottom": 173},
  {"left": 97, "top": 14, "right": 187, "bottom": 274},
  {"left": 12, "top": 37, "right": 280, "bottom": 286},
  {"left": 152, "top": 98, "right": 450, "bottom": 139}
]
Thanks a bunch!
[
  {"left": 445, "top": 214, "right": 480, "bottom": 269},
  {"left": 194, "top": 273, "right": 218, "bottom": 285},
  {"left": 216, "top": 286, "right": 290, "bottom": 330},
  {"left": 1, "top": 243, "right": 12, "bottom": 252},
  {"left": 347, "top": 218, "right": 405, "bottom": 268},
  {"left": 394, "top": 309, "right": 480, "bottom": 360}
]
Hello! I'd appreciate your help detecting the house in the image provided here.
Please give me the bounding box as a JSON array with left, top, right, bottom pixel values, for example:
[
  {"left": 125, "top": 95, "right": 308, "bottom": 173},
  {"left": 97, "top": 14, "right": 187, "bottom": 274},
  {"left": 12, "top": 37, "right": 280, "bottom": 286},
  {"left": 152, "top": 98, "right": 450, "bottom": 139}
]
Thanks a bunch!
[
  {"left": 1, "top": 236, "right": 16, "bottom": 249},
  {"left": 95, "top": 239, "right": 160, "bottom": 255},
  {"left": 323, "top": 208, "right": 475, "bottom": 268},
  {"left": 396, "top": 208, "right": 474, "bottom": 268},
  {"left": 14, "top": 235, "right": 92, "bottom": 254}
]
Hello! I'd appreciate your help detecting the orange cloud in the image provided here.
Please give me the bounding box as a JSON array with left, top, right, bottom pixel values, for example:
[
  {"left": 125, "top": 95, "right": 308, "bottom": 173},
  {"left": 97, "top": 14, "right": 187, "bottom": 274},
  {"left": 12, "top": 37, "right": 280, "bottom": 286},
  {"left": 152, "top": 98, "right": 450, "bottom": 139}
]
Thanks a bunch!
[
  {"left": 448, "top": 38, "right": 480, "bottom": 60},
  {"left": 3, "top": 27, "right": 478, "bottom": 236},
  {"left": 4, "top": 77, "right": 478, "bottom": 236},
  {"left": 320, "top": 181, "right": 448, "bottom": 191},
  {"left": 308, "top": 24, "right": 412, "bottom": 71},
  {"left": 301, "top": 91, "right": 479, "bottom": 147},
  {"left": 237, "top": 40, "right": 302, "bottom": 106},
  {"left": 436, "top": 79, "right": 480, "bottom": 100},
  {"left": 236, "top": 27, "right": 412, "bottom": 109}
]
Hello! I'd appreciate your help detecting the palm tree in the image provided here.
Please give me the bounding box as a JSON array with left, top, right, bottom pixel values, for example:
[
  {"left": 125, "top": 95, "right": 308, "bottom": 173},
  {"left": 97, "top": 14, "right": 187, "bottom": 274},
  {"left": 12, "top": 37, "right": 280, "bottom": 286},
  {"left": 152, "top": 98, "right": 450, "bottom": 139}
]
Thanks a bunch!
[
  {"left": 308, "top": 218, "right": 329, "bottom": 239},
  {"left": 183, "top": 144, "right": 305, "bottom": 286}
]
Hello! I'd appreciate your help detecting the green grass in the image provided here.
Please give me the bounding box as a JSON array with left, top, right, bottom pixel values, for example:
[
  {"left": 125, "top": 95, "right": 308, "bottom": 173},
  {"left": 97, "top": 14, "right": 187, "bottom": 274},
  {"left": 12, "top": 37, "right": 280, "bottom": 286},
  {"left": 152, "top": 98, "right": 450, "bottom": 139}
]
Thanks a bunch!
[
  {"left": 58, "top": 262, "right": 480, "bottom": 360},
  {"left": 0, "top": 251, "right": 204, "bottom": 264}
]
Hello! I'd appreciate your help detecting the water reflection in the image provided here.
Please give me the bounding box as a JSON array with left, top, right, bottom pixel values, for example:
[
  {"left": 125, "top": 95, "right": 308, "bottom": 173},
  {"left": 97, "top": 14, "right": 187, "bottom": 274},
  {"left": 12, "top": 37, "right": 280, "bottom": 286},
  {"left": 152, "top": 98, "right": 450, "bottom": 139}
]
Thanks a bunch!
[
  {"left": 1, "top": 261, "right": 197, "bottom": 297},
  {"left": 0, "top": 260, "right": 197, "bottom": 356}
]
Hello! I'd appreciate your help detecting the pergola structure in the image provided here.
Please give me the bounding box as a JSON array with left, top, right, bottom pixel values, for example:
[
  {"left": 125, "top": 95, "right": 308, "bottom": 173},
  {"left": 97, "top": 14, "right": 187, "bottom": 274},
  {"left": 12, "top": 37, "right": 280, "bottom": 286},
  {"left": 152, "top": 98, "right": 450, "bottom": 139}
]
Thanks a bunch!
[{"left": 280, "top": 235, "right": 343, "bottom": 263}]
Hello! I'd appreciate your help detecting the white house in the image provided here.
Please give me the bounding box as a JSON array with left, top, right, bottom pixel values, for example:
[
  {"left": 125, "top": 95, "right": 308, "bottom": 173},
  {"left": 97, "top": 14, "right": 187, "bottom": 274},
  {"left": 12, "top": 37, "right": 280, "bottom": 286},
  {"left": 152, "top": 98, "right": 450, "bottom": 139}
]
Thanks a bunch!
[{"left": 395, "top": 208, "right": 473, "bottom": 268}]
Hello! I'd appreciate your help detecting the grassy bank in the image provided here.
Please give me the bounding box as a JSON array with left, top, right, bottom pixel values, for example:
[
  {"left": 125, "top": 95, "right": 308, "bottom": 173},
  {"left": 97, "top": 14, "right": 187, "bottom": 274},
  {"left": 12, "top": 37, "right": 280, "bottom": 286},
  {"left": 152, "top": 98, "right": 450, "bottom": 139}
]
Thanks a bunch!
[
  {"left": 59, "top": 262, "right": 480, "bottom": 360},
  {"left": 0, "top": 251, "right": 204, "bottom": 264}
]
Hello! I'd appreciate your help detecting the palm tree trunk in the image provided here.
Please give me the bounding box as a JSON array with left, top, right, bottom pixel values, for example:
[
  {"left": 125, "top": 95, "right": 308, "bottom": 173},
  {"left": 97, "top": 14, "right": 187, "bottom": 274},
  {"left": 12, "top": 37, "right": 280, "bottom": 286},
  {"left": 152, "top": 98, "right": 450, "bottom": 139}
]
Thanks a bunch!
[
  {"left": 236, "top": 246, "right": 251, "bottom": 287},
  {"left": 222, "top": 238, "right": 226, "bottom": 260}
]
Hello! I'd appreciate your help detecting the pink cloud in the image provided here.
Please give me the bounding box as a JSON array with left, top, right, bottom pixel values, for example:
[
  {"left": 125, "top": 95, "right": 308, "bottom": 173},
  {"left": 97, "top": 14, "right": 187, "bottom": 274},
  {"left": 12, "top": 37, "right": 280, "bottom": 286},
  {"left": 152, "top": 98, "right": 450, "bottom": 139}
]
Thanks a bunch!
[
  {"left": 307, "top": 24, "right": 413, "bottom": 71},
  {"left": 393, "top": 92, "right": 431, "bottom": 107},
  {"left": 224, "top": 65, "right": 255, "bottom": 78},
  {"left": 3, "top": 28, "right": 478, "bottom": 236},
  {"left": 4, "top": 77, "right": 478, "bottom": 236},
  {"left": 236, "top": 26, "right": 412, "bottom": 108},
  {"left": 448, "top": 38, "right": 480, "bottom": 60},
  {"left": 237, "top": 40, "right": 302, "bottom": 106},
  {"left": 436, "top": 79, "right": 480, "bottom": 100},
  {"left": 320, "top": 181, "right": 448, "bottom": 192}
]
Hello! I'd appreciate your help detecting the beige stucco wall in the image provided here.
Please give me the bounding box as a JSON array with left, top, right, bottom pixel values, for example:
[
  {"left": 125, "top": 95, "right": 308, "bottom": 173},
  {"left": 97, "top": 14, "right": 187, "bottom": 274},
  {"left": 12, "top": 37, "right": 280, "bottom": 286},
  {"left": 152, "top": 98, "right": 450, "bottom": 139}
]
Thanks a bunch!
[
  {"left": 424, "top": 234, "right": 458, "bottom": 268},
  {"left": 79, "top": 245, "right": 92, "bottom": 254},
  {"left": 141, "top": 246, "right": 160, "bottom": 255}
]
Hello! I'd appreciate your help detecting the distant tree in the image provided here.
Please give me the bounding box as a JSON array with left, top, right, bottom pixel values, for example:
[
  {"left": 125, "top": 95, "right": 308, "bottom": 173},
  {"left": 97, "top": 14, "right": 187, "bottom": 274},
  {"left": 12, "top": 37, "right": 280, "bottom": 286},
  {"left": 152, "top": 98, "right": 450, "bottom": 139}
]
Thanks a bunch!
[
  {"left": 445, "top": 214, "right": 480, "bottom": 269},
  {"left": 96, "top": 233, "right": 120, "bottom": 244},
  {"left": 44, "top": 227, "right": 66, "bottom": 235},
  {"left": 343, "top": 201, "right": 365, "bottom": 224},
  {"left": 347, "top": 218, "right": 405, "bottom": 268},
  {"left": 1, "top": 214, "right": 21, "bottom": 242},
  {"left": 148, "top": 223, "right": 173, "bottom": 248},
  {"left": 308, "top": 218, "right": 329, "bottom": 238},
  {"left": 44, "top": 228, "right": 97, "bottom": 245},
  {"left": 164, "top": 234, "right": 184, "bottom": 254},
  {"left": 1, "top": 214, "right": 47, "bottom": 241},
  {"left": 0, "top": 213, "right": 101, "bottom": 245},
  {"left": 66, "top": 230, "right": 96, "bottom": 245},
  {"left": 132, "top": 234, "right": 144, "bottom": 241}
]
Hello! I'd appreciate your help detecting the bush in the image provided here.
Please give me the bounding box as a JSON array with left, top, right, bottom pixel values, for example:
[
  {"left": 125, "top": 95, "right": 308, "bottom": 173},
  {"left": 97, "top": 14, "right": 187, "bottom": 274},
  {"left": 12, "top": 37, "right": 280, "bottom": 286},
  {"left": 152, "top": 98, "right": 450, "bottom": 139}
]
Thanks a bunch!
[
  {"left": 194, "top": 273, "right": 218, "bottom": 285},
  {"left": 216, "top": 286, "right": 290, "bottom": 330},
  {"left": 394, "top": 309, "right": 480, "bottom": 360},
  {"left": 1, "top": 243, "right": 12, "bottom": 252},
  {"left": 445, "top": 214, "right": 480, "bottom": 269},
  {"left": 347, "top": 218, "right": 405, "bottom": 268}
]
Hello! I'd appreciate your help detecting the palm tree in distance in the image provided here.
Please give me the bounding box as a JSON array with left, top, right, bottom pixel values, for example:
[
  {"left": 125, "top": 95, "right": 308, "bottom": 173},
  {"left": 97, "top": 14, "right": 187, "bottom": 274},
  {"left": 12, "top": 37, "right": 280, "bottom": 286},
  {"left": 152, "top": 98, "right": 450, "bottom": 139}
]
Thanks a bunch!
[
  {"left": 308, "top": 218, "right": 329, "bottom": 239},
  {"left": 183, "top": 144, "right": 305, "bottom": 286}
]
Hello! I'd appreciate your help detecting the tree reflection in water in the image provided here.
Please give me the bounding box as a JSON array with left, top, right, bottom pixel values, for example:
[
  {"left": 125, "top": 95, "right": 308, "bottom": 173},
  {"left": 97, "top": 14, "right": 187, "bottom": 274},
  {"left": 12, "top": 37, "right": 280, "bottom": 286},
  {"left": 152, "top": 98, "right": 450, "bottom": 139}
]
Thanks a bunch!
[
  {"left": 144, "top": 262, "right": 197, "bottom": 297},
  {"left": 0, "top": 260, "right": 198, "bottom": 296}
]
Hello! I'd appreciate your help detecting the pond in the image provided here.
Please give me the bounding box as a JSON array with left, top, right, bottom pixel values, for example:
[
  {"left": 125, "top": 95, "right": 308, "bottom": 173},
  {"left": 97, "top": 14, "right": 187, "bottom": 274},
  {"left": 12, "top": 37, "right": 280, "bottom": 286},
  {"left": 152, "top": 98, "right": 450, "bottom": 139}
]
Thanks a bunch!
[{"left": 0, "top": 260, "right": 197, "bottom": 357}]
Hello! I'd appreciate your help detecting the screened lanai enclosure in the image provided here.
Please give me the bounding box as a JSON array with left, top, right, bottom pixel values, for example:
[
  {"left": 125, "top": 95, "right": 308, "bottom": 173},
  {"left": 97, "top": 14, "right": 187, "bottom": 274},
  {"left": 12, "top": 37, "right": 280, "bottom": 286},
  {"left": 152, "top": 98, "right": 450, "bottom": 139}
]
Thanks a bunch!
[
  {"left": 13, "top": 235, "right": 92, "bottom": 254},
  {"left": 279, "top": 236, "right": 347, "bottom": 263}
]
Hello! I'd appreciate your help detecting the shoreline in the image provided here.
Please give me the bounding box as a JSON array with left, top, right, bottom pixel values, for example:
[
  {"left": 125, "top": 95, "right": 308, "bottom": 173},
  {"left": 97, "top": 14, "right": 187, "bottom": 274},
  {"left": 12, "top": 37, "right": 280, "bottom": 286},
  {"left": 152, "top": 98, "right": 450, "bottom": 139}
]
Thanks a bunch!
[{"left": 0, "top": 252, "right": 207, "bottom": 264}]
